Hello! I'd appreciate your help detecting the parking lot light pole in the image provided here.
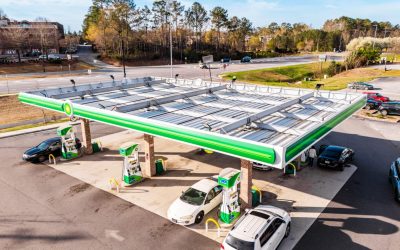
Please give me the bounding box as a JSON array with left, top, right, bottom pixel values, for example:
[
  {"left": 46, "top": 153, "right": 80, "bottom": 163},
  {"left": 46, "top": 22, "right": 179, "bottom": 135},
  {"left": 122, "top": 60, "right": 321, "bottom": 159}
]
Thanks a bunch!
[{"left": 168, "top": 0, "right": 173, "bottom": 78}]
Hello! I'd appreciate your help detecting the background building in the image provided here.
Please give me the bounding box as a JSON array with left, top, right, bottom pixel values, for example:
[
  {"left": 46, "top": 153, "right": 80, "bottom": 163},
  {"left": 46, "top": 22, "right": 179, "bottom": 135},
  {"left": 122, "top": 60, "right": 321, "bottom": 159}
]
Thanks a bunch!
[{"left": 0, "top": 18, "right": 64, "bottom": 60}]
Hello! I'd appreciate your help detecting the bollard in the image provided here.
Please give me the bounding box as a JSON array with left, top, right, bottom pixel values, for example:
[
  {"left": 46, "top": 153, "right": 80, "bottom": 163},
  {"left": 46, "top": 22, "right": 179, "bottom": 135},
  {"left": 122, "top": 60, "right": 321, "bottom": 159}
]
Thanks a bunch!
[
  {"left": 48, "top": 154, "right": 56, "bottom": 165},
  {"left": 109, "top": 177, "right": 121, "bottom": 193},
  {"left": 205, "top": 218, "right": 221, "bottom": 237}
]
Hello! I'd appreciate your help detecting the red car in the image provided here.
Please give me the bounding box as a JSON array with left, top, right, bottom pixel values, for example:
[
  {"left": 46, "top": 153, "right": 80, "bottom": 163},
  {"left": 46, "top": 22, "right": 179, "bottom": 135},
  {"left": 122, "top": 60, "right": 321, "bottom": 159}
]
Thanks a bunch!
[{"left": 363, "top": 92, "right": 390, "bottom": 102}]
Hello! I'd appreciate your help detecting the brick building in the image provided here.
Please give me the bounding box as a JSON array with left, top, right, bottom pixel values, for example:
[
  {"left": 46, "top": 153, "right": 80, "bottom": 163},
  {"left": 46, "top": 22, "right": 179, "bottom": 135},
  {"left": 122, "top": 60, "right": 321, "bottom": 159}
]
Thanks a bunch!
[{"left": 0, "top": 18, "right": 64, "bottom": 58}]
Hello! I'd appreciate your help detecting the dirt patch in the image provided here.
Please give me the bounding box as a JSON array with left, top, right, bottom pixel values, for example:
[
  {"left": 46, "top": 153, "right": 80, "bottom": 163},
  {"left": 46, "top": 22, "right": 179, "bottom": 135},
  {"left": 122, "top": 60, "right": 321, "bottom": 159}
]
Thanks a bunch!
[
  {"left": 0, "top": 61, "right": 94, "bottom": 74},
  {"left": 66, "top": 183, "right": 91, "bottom": 196},
  {"left": 355, "top": 109, "right": 400, "bottom": 123},
  {"left": 0, "top": 95, "right": 62, "bottom": 126},
  {"left": 101, "top": 56, "right": 183, "bottom": 67}
]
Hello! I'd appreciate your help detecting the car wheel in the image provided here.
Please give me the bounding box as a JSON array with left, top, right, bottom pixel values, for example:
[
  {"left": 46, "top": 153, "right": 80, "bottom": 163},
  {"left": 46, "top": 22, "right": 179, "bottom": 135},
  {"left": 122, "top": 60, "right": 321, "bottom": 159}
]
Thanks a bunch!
[
  {"left": 195, "top": 211, "right": 204, "bottom": 224},
  {"left": 284, "top": 222, "right": 291, "bottom": 238},
  {"left": 339, "top": 165, "right": 344, "bottom": 171},
  {"left": 365, "top": 105, "right": 371, "bottom": 110},
  {"left": 380, "top": 110, "right": 388, "bottom": 116},
  {"left": 38, "top": 155, "right": 46, "bottom": 162}
]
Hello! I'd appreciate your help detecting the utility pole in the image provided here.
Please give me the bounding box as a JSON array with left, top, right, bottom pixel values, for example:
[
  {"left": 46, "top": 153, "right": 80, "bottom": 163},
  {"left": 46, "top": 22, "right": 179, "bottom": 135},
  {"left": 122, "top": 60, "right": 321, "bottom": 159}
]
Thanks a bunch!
[
  {"left": 122, "top": 39, "right": 126, "bottom": 78},
  {"left": 373, "top": 24, "right": 378, "bottom": 49}
]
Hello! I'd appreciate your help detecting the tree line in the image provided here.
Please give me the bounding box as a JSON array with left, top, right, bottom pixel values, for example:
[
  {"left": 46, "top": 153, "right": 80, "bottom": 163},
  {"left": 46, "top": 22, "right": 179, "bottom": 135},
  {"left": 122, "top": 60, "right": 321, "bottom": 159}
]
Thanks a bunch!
[{"left": 82, "top": 1, "right": 400, "bottom": 63}]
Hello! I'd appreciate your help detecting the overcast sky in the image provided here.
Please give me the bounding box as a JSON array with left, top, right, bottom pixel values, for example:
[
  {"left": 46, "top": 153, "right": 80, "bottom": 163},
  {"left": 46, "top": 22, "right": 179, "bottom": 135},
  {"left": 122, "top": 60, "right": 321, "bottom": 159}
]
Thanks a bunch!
[{"left": 2, "top": 0, "right": 400, "bottom": 32}]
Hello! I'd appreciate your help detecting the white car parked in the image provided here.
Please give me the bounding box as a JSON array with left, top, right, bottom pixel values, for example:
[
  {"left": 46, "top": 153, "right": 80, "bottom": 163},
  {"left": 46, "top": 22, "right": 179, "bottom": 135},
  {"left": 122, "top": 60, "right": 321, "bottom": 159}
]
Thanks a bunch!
[
  {"left": 221, "top": 205, "right": 291, "bottom": 250},
  {"left": 252, "top": 162, "right": 273, "bottom": 171},
  {"left": 167, "top": 178, "right": 223, "bottom": 225}
]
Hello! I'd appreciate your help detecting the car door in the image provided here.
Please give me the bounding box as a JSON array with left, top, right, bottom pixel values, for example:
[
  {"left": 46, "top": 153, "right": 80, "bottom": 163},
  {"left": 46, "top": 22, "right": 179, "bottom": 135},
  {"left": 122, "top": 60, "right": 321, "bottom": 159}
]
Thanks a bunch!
[
  {"left": 50, "top": 141, "right": 62, "bottom": 156},
  {"left": 395, "top": 104, "right": 400, "bottom": 115},
  {"left": 259, "top": 224, "right": 274, "bottom": 250},
  {"left": 213, "top": 185, "right": 223, "bottom": 205},
  {"left": 269, "top": 218, "right": 285, "bottom": 250},
  {"left": 395, "top": 161, "right": 400, "bottom": 191},
  {"left": 203, "top": 189, "right": 216, "bottom": 214}
]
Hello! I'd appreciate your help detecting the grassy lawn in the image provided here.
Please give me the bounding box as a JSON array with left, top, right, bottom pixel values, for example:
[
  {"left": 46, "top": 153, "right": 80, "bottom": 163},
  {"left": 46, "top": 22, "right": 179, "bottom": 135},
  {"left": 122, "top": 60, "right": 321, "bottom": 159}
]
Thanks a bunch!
[
  {"left": 382, "top": 53, "right": 400, "bottom": 63},
  {"left": 222, "top": 63, "right": 400, "bottom": 90},
  {"left": 0, "top": 94, "right": 62, "bottom": 125},
  {"left": 0, "top": 118, "right": 69, "bottom": 134},
  {"left": 0, "top": 60, "right": 95, "bottom": 75}
]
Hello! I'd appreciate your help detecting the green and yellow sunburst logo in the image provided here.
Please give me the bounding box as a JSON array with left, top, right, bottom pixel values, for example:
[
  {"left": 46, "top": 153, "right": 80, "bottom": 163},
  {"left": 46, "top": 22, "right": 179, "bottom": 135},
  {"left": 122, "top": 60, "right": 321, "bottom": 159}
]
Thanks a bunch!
[{"left": 63, "top": 101, "right": 74, "bottom": 117}]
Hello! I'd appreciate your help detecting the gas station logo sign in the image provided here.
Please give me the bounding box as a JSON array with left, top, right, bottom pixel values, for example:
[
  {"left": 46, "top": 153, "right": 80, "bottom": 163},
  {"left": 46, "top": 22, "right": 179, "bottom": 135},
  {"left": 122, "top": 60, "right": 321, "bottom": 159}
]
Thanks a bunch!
[{"left": 63, "top": 100, "right": 74, "bottom": 117}]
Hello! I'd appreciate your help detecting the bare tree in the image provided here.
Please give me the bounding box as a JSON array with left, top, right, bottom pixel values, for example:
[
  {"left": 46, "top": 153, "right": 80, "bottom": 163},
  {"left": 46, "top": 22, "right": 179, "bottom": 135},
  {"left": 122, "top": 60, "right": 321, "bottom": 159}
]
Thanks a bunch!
[{"left": 3, "top": 28, "right": 28, "bottom": 63}]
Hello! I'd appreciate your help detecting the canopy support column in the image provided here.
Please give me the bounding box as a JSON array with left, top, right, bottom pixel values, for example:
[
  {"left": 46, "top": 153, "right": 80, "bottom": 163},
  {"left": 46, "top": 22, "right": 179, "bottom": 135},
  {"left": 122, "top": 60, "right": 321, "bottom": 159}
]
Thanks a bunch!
[
  {"left": 240, "top": 159, "right": 253, "bottom": 209},
  {"left": 143, "top": 134, "right": 156, "bottom": 177},
  {"left": 80, "top": 118, "right": 93, "bottom": 154}
]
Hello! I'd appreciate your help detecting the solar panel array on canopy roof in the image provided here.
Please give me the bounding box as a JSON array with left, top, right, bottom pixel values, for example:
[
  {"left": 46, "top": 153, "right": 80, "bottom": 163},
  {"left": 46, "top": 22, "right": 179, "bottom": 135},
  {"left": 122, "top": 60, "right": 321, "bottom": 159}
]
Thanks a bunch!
[{"left": 19, "top": 76, "right": 366, "bottom": 168}]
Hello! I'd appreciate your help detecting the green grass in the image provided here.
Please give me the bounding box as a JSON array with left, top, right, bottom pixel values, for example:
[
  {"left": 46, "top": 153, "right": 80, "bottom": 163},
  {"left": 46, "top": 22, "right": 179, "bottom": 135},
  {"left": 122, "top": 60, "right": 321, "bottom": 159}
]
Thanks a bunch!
[
  {"left": 222, "top": 63, "right": 400, "bottom": 90},
  {"left": 0, "top": 118, "right": 69, "bottom": 134}
]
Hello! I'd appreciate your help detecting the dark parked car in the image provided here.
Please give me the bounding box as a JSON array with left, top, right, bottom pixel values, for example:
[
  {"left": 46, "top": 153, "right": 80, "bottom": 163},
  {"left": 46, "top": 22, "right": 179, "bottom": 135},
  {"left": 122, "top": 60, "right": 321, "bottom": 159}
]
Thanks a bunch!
[
  {"left": 364, "top": 99, "right": 382, "bottom": 110},
  {"left": 240, "top": 56, "right": 252, "bottom": 63},
  {"left": 378, "top": 102, "right": 400, "bottom": 116},
  {"left": 22, "top": 137, "right": 81, "bottom": 163},
  {"left": 389, "top": 158, "right": 400, "bottom": 202},
  {"left": 317, "top": 145, "right": 354, "bottom": 171},
  {"left": 221, "top": 57, "right": 231, "bottom": 63},
  {"left": 348, "top": 82, "right": 374, "bottom": 90}
]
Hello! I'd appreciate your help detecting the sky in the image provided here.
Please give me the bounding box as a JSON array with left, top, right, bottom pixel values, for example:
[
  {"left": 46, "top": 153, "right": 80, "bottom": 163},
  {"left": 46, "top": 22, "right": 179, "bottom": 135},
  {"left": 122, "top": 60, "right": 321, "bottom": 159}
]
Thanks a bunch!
[{"left": 1, "top": 0, "right": 400, "bottom": 32}]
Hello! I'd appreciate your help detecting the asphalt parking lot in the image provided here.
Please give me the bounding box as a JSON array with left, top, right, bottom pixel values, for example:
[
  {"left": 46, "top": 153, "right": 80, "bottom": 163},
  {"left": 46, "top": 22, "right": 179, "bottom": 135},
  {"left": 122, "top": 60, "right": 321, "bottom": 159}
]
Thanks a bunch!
[
  {"left": 369, "top": 77, "right": 400, "bottom": 100},
  {"left": 1, "top": 117, "right": 399, "bottom": 249}
]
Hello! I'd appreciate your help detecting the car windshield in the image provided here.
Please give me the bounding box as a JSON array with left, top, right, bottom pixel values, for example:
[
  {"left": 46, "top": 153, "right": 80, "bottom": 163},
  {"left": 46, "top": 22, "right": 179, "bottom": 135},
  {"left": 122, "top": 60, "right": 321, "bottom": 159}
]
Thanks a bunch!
[
  {"left": 225, "top": 234, "right": 255, "bottom": 250},
  {"left": 321, "top": 148, "right": 342, "bottom": 159},
  {"left": 37, "top": 141, "right": 50, "bottom": 150},
  {"left": 180, "top": 188, "right": 206, "bottom": 206}
]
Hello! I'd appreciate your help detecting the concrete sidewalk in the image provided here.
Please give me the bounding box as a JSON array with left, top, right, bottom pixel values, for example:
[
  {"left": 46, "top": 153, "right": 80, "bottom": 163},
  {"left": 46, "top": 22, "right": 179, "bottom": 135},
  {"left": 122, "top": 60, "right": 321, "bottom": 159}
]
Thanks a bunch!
[{"left": 43, "top": 129, "right": 357, "bottom": 249}]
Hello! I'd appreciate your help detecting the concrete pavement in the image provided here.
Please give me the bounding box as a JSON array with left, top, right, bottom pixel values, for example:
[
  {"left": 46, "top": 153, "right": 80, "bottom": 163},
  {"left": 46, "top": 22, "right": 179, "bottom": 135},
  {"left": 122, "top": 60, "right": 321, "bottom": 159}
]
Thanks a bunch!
[
  {"left": 39, "top": 128, "right": 357, "bottom": 249},
  {"left": 1, "top": 117, "right": 399, "bottom": 249},
  {"left": 0, "top": 123, "right": 218, "bottom": 250}
]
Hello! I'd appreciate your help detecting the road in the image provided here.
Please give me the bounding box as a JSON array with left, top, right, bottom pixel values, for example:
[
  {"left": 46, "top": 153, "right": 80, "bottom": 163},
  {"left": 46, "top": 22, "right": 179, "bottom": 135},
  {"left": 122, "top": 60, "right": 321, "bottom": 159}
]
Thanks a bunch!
[
  {"left": 0, "top": 117, "right": 399, "bottom": 249},
  {"left": 295, "top": 118, "right": 400, "bottom": 250},
  {"left": 0, "top": 123, "right": 218, "bottom": 250},
  {"left": 0, "top": 53, "right": 343, "bottom": 94}
]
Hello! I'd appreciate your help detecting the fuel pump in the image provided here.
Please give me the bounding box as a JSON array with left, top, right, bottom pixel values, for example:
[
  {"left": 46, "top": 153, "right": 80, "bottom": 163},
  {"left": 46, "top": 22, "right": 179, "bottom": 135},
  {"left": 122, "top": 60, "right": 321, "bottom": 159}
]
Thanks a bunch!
[
  {"left": 218, "top": 168, "right": 241, "bottom": 224},
  {"left": 119, "top": 142, "right": 143, "bottom": 186},
  {"left": 57, "top": 125, "right": 80, "bottom": 160}
]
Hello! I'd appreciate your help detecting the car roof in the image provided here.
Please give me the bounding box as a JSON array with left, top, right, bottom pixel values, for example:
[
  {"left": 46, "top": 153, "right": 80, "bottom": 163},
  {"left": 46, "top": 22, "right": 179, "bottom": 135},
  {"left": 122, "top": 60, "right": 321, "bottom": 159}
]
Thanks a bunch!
[
  {"left": 383, "top": 101, "right": 400, "bottom": 104},
  {"left": 325, "top": 145, "right": 346, "bottom": 152},
  {"left": 43, "top": 137, "right": 61, "bottom": 143},
  {"left": 230, "top": 209, "right": 274, "bottom": 242},
  {"left": 191, "top": 178, "right": 217, "bottom": 193}
]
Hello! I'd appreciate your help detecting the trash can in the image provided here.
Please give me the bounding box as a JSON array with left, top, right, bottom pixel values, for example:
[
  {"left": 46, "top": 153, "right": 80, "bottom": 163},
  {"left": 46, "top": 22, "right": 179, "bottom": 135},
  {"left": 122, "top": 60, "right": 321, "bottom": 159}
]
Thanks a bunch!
[
  {"left": 252, "top": 189, "right": 260, "bottom": 207},
  {"left": 155, "top": 159, "right": 165, "bottom": 175},
  {"left": 92, "top": 142, "right": 101, "bottom": 153}
]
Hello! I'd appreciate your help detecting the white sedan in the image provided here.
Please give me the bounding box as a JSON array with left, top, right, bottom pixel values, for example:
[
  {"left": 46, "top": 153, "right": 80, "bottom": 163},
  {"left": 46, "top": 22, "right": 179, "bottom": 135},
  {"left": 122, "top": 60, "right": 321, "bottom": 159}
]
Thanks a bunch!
[{"left": 167, "top": 178, "right": 223, "bottom": 225}]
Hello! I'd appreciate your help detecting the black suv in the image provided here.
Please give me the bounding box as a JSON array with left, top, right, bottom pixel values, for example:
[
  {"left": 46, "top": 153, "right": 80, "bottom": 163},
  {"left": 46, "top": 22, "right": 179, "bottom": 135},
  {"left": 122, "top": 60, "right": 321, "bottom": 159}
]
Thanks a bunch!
[{"left": 379, "top": 102, "right": 400, "bottom": 116}]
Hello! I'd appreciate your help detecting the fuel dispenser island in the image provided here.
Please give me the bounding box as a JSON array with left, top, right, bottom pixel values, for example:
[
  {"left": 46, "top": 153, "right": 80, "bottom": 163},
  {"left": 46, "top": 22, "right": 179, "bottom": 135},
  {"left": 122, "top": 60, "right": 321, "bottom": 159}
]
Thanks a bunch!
[
  {"left": 57, "top": 125, "right": 80, "bottom": 160},
  {"left": 218, "top": 168, "right": 241, "bottom": 224},
  {"left": 119, "top": 143, "right": 143, "bottom": 186}
]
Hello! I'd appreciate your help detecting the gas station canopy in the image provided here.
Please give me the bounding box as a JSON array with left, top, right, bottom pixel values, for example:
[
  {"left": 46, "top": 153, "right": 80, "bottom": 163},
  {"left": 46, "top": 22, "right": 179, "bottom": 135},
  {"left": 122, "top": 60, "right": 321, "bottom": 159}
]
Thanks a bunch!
[{"left": 19, "top": 77, "right": 365, "bottom": 169}]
